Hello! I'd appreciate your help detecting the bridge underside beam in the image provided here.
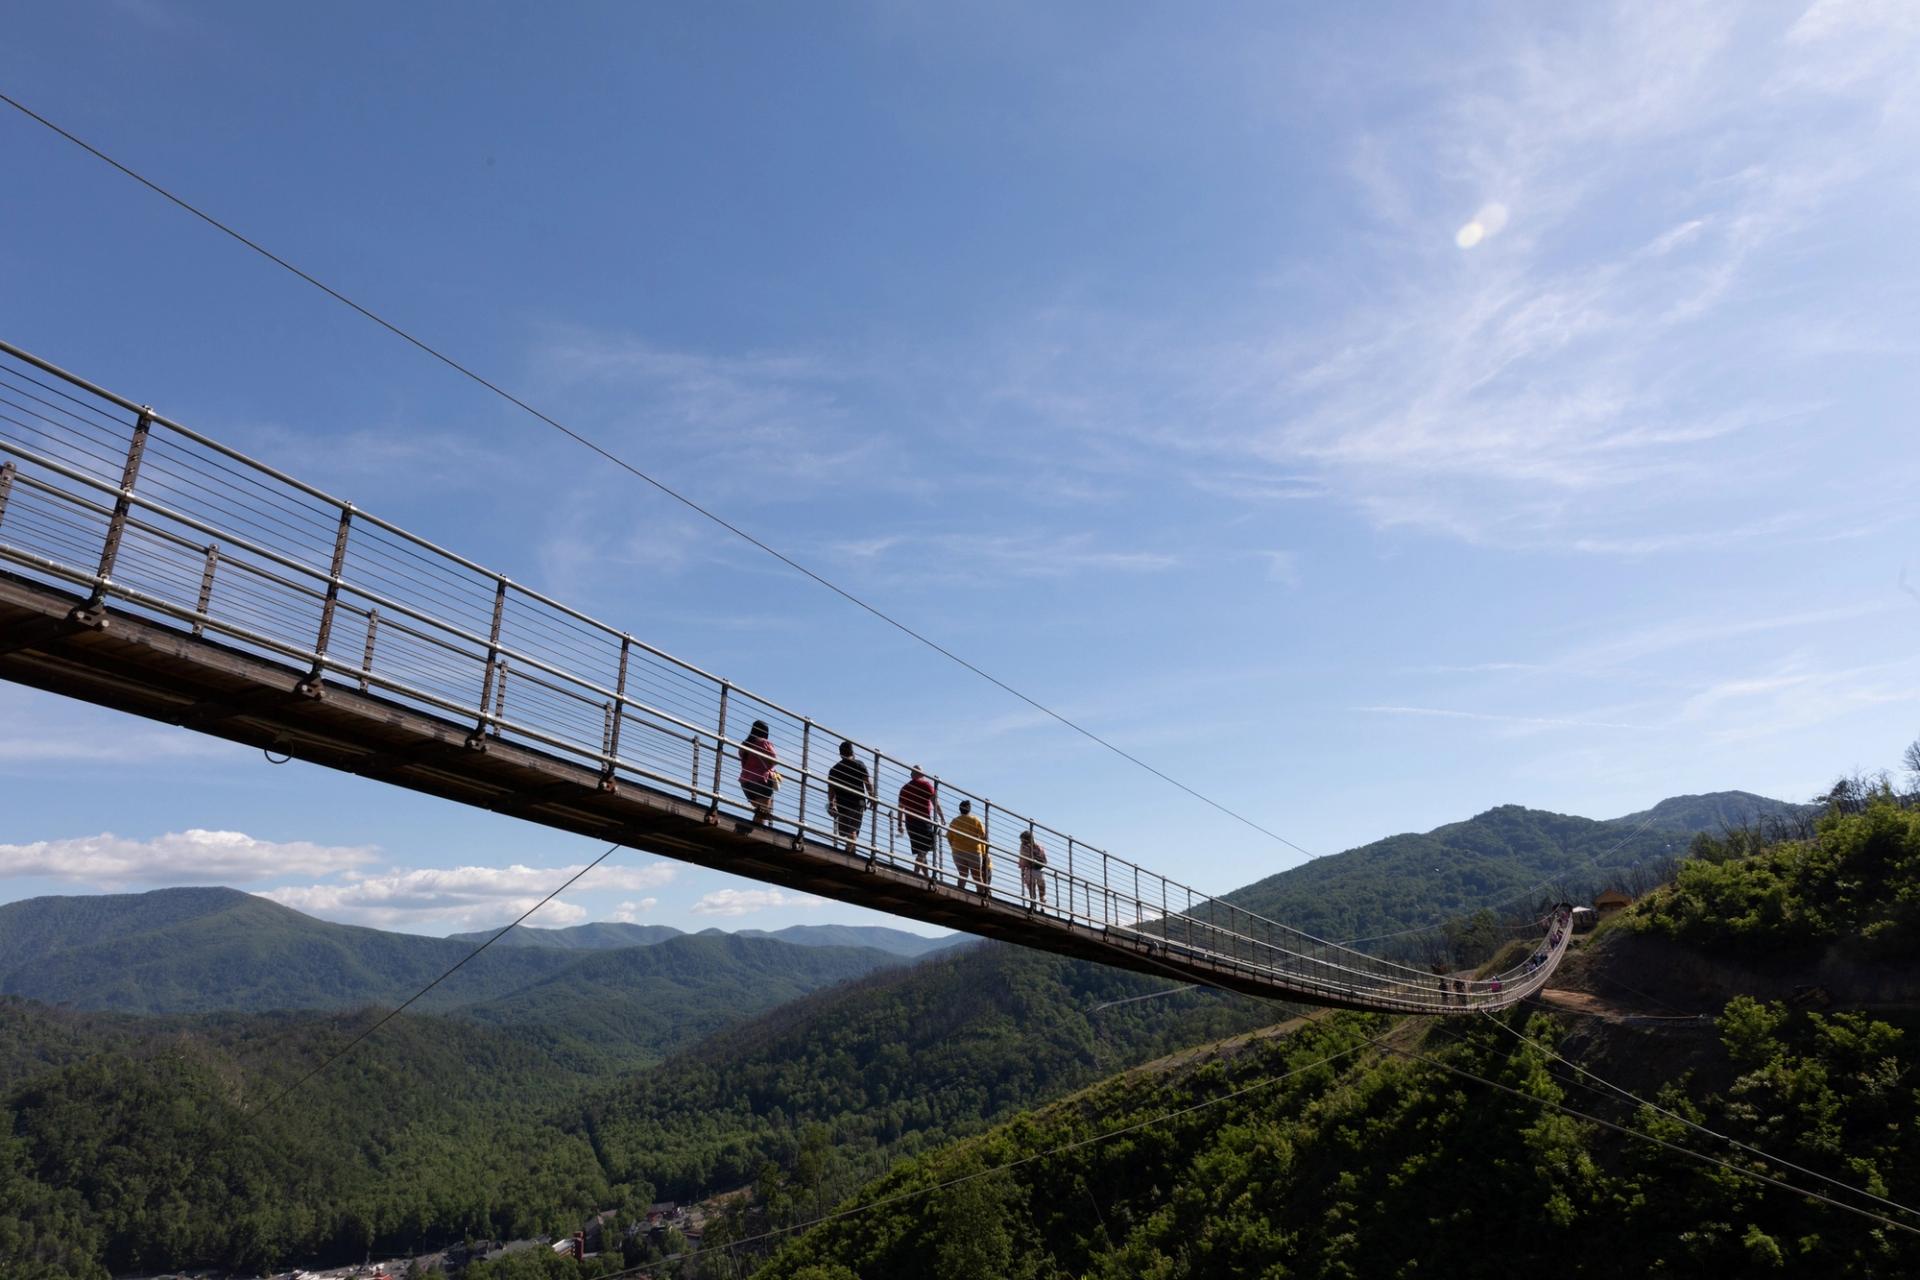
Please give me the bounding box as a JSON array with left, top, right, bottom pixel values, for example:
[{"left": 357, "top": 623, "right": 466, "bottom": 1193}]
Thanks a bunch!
[{"left": 0, "top": 569, "right": 1430, "bottom": 1010}]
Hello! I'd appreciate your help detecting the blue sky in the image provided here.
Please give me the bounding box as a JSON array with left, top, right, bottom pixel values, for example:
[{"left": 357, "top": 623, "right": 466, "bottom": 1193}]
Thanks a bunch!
[{"left": 3, "top": 1, "right": 1917, "bottom": 936}]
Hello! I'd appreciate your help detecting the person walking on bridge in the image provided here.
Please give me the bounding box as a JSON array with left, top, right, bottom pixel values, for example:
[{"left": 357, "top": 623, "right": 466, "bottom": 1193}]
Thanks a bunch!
[
  {"left": 896, "top": 765, "right": 945, "bottom": 880},
  {"left": 827, "top": 740, "right": 874, "bottom": 856},
  {"left": 947, "top": 799, "right": 990, "bottom": 894},
  {"left": 738, "top": 720, "right": 779, "bottom": 829},
  {"left": 1018, "top": 829, "right": 1048, "bottom": 907}
]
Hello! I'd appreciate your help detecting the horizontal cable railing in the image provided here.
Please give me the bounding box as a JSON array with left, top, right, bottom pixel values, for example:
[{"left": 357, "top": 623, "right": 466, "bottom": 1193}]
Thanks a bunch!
[{"left": 0, "top": 339, "right": 1572, "bottom": 1013}]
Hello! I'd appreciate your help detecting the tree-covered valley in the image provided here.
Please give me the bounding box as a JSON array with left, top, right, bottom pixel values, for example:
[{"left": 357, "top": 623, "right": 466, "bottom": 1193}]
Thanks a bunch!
[{"left": 3, "top": 786, "right": 1912, "bottom": 1279}]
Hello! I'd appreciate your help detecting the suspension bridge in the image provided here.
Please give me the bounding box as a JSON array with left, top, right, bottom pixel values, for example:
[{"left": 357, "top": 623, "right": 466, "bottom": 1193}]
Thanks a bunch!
[{"left": 0, "top": 338, "right": 1575, "bottom": 1013}]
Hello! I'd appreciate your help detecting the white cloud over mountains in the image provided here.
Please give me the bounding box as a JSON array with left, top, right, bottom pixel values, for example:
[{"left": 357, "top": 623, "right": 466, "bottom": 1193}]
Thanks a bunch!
[
  {"left": 0, "top": 829, "right": 376, "bottom": 886},
  {"left": 690, "top": 888, "right": 825, "bottom": 918},
  {"left": 261, "top": 861, "right": 679, "bottom": 931},
  {"left": 0, "top": 826, "right": 682, "bottom": 933}
]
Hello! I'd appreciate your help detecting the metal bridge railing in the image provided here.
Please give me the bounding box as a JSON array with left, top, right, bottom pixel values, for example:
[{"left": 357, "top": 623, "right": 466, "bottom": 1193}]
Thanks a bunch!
[{"left": 0, "top": 339, "right": 1572, "bottom": 1013}]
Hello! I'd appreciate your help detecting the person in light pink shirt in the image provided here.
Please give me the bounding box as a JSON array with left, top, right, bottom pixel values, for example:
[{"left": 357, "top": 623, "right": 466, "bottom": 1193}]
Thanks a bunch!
[{"left": 738, "top": 719, "right": 778, "bottom": 828}]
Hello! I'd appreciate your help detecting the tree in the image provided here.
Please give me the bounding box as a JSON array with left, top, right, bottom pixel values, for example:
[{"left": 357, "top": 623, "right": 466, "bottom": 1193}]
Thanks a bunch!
[{"left": 926, "top": 1161, "right": 1024, "bottom": 1280}]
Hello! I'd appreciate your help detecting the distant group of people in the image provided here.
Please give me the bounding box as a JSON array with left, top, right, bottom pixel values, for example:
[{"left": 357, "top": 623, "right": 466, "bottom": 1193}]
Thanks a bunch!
[{"left": 735, "top": 723, "right": 1050, "bottom": 906}]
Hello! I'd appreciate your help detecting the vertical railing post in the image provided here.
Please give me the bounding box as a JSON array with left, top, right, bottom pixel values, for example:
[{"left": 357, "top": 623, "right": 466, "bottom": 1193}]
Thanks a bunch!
[
  {"left": 707, "top": 682, "right": 731, "bottom": 816},
  {"left": 358, "top": 608, "right": 379, "bottom": 693},
  {"left": 73, "top": 407, "right": 152, "bottom": 626},
  {"left": 602, "top": 636, "right": 631, "bottom": 790},
  {"left": 472, "top": 576, "right": 508, "bottom": 748},
  {"left": 191, "top": 543, "right": 219, "bottom": 637},
  {"left": 983, "top": 800, "right": 993, "bottom": 896},
  {"left": 299, "top": 504, "right": 354, "bottom": 696},
  {"left": 0, "top": 461, "right": 15, "bottom": 530},
  {"left": 869, "top": 748, "right": 882, "bottom": 864},
  {"left": 1102, "top": 852, "right": 1110, "bottom": 926},
  {"left": 796, "top": 719, "right": 812, "bottom": 838},
  {"left": 491, "top": 661, "right": 509, "bottom": 735},
  {"left": 689, "top": 733, "right": 702, "bottom": 802},
  {"left": 1066, "top": 838, "right": 1075, "bottom": 921}
]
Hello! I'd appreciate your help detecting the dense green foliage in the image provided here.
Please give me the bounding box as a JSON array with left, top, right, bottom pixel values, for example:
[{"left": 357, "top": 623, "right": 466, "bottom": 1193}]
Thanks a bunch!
[
  {"left": 758, "top": 1002, "right": 1918, "bottom": 1278},
  {"left": 0, "top": 1002, "right": 619, "bottom": 1276},
  {"left": 1633, "top": 794, "right": 1920, "bottom": 957},
  {"left": 453, "top": 934, "right": 911, "bottom": 1064},
  {"left": 752, "top": 789, "right": 1916, "bottom": 1280},
  {"left": 0, "top": 790, "right": 1823, "bottom": 1276},
  {"left": 585, "top": 944, "right": 1281, "bottom": 1206},
  {"left": 1223, "top": 791, "right": 1807, "bottom": 952},
  {"left": 0, "top": 888, "right": 582, "bottom": 1014},
  {"left": 0, "top": 889, "right": 912, "bottom": 1025}
]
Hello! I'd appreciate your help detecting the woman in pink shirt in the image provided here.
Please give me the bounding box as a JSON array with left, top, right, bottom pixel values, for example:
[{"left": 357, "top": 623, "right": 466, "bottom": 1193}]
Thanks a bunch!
[{"left": 738, "top": 719, "right": 778, "bottom": 827}]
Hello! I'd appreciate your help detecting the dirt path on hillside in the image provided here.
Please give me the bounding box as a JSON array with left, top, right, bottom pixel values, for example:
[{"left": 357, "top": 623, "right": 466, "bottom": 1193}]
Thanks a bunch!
[{"left": 1530, "top": 987, "right": 1711, "bottom": 1025}]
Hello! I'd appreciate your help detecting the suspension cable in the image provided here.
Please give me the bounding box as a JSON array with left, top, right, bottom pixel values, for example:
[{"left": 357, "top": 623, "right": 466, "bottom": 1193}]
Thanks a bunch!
[
  {"left": 246, "top": 840, "right": 625, "bottom": 1115},
  {"left": 1480, "top": 1009, "right": 1920, "bottom": 1225},
  {"left": 0, "top": 88, "right": 1316, "bottom": 864},
  {"left": 1386, "top": 1041, "right": 1920, "bottom": 1238}
]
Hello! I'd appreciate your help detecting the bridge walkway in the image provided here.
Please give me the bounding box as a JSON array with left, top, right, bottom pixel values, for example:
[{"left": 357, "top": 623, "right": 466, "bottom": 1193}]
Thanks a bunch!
[{"left": 0, "top": 338, "right": 1575, "bottom": 1013}]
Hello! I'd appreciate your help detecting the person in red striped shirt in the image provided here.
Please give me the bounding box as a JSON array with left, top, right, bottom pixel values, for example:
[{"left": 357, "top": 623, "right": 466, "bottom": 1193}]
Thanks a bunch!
[{"left": 895, "top": 765, "right": 945, "bottom": 880}]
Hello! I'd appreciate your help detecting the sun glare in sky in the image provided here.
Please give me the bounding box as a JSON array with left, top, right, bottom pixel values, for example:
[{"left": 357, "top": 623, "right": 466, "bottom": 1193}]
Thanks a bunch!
[{"left": 1454, "top": 201, "right": 1510, "bottom": 248}]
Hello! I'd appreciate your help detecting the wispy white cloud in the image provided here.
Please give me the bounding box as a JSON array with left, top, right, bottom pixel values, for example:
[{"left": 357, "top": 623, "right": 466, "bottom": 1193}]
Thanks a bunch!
[
  {"left": 261, "top": 860, "right": 677, "bottom": 931},
  {"left": 1356, "top": 705, "right": 1652, "bottom": 732},
  {"left": 973, "top": 3, "right": 1920, "bottom": 552},
  {"left": 611, "top": 898, "right": 658, "bottom": 922},
  {"left": 0, "top": 829, "right": 377, "bottom": 887},
  {"left": 830, "top": 530, "right": 1178, "bottom": 580},
  {"left": 689, "top": 887, "right": 826, "bottom": 917}
]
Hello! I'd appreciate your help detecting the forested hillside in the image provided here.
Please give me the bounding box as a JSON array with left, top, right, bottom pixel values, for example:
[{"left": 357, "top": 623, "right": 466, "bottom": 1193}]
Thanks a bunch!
[
  {"left": 0, "top": 787, "right": 1822, "bottom": 1278},
  {"left": 584, "top": 943, "right": 1281, "bottom": 1205},
  {"left": 454, "top": 934, "right": 911, "bottom": 1063},
  {"left": 1224, "top": 790, "right": 1809, "bottom": 948},
  {"left": 0, "top": 888, "right": 578, "bottom": 1014},
  {"left": 0, "top": 1002, "right": 618, "bottom": 1278},
  {"left": 757, "top": 793, "right": 1920, "bottom": 1279}
]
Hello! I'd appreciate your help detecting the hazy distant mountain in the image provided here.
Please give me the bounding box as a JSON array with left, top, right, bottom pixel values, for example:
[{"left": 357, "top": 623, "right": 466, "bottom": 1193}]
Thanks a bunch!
[
  {"left": 0, "top": 887, "right": 574, "bottom": 1014},
  {"left": 726, "top": 924, "right": 966, "bottom": 958},
  {"left": 1220, "top": 789, "right": 1810, "bottom": 944},
  {"left": 445, "top": 921, "right": 687, "bottom": 950},
  {"left": 0, "top": 888, "right": 902, "bottom": 1044}
]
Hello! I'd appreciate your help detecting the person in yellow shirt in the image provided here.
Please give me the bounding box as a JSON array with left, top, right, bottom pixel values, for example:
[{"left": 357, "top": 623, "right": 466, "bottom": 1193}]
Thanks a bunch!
[{"left": 946, "top": 799, "right": 990, "bottom": 894}]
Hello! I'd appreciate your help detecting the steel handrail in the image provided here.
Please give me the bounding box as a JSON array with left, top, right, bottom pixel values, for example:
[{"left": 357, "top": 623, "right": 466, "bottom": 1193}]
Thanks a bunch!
[{"left": 0, "top": 339, "right": 1578, "bottom": 1012}]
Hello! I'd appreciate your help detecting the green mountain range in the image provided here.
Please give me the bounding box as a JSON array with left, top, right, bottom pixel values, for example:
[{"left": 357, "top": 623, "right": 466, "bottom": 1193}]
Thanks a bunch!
[
  {"left": 1223, "top": 789, "right": 1813, "bottom": 945},
  {"left": 757, "top": 790, "right": 1919, "bottom": 1280},
  {"left": 0, "top": 787, "right": 1840, "bottom": 1278}
]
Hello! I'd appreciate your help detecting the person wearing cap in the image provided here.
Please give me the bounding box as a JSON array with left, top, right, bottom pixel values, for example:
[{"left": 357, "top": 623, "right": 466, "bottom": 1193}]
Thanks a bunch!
[
  {"left": 896, "top": 765, "right": 945, "bottom": 880},
  {"left": 946, "top": 799, "right": 990, "bottom": 894},
  {"left": 826, "top": 739, "right": 874, "bottom": 854}
]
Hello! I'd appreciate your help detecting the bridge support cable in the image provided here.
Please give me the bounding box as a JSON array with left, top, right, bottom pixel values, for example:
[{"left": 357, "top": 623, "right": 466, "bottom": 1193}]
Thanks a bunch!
[
  {"left": 1479, "top": 1010, "right": 1920, "bottom": 1226},
  {"left": 0, "top": 339, "right": 1577, "bottom": 1014},
  {"left": 0, "top": 87, "right": 1318, "bottom": 866}
]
